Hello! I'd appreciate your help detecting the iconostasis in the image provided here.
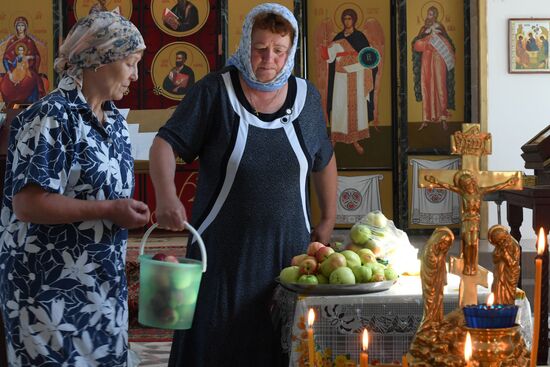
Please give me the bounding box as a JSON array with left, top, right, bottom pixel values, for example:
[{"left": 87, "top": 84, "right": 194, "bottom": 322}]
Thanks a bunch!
[{"left": 0, "top": 0, "right": 477, "bottom": 231}]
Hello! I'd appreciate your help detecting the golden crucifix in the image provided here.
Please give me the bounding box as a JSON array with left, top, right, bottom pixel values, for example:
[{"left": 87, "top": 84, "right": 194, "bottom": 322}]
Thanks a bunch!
[{"left": 418, "top": 124, "right": 523, "bottom": 306}]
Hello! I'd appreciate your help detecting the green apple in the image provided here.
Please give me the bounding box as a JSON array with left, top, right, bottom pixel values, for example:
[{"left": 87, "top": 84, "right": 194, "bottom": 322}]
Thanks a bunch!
[
  {"left": 350, "top": 223, "right": 372, "bottom": 245},
  {"left": 366, "top": 211, "right": 388, "bottom": 228},
  {"left": 329, "top": 266, "right": 356, "bottom": 284},
  {"left": 365, "top": 238, "right": 383, "bottom": 256},
  {"left": 369, "top": 263, "right": 386, "bottom": 282},
  {"left": 364, "top": 262, "right": 385, "bottom": 274},
  {"left": 340, "top": 250, "right": 361, "bottom": 268},
  {"left": 182, "top": 289, "right": 198, "bottom": 306},
  {"left": 357, "top": 248, "right": 377, "bottom": 265},
  {"left": 320, "top": 252, "right": 347, "bottom": 278},
  {"left": 351, "top": 265, "right": 373, "bottom": 283},
  {"left": 280, "top": 266, "right": 301, "bottom": 284},
  {"left": 384, "top": 267, "right": 399, "bottom": 281},
  {"left": 316, "top": 273, "right": 329, "bottom": 284},
  {"left": 172, "top": 271, "right": 194, "bottom": 290},
  {"left": 370, "top": 272, "right": 385, "bottom": 282},
  {"left": 298, "top": 274, "right": 319, "bottom": 285},
  {"left": 331, "top": 241, "right": 345, "bottom": 252}
]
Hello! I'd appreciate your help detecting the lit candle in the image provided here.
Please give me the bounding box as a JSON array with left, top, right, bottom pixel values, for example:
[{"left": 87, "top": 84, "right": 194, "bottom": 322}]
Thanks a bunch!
[
  {"left": 402, "top": 354, "right": 409, "bottom": 367},
  {"left": 530, "top": 228, "right": 545, "bottom": 367},
  {"left": 360, "top": 329, "right": 369, "bottom": 367},
  {"left": 486, "top": 292, "right": 494, "bottom": 306},
  {"left": 464, "top": 331, "right": 472, "bottom": 367},
  {"left": 307, "top": 308, "right": 315, "bottom": 367}
]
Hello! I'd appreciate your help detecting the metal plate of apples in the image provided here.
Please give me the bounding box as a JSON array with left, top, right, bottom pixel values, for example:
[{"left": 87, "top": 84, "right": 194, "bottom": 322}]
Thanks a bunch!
[
  {"left": 275, "top": 277, "right": 396, "bottom": 295},
  {"left": 276, "top": 241, "right": 399, "bottom": 295}
]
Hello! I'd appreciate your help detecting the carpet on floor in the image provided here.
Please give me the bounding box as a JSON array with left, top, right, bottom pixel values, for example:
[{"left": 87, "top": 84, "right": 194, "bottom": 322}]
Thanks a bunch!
[{"left": 126, "top": 233, "right": 188, "bottom": 342}]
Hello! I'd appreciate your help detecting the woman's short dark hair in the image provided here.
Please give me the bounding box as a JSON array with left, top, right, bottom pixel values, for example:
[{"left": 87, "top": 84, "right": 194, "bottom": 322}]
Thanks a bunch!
[{"left": 253, "top": 13, "right": 294, "bottom": 46}]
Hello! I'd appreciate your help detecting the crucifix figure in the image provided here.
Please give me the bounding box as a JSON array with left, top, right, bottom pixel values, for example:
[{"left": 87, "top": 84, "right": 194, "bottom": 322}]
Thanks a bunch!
[
  {"left": 421, "top": 169, "right": 521, "bottom": 305},
  {"left": 424, "top": 170, "right": 520, "bottom": 275}
]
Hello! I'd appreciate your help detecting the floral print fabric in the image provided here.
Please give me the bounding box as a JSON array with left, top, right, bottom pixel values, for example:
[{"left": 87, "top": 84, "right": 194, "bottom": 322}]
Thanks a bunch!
[{"left": 0, "top": 76, "right": 134, "bottom": 366}]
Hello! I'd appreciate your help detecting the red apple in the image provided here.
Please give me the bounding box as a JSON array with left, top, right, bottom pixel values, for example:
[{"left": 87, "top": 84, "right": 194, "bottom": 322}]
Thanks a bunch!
[
  {"left": 152, "top": 253, "right": 167, "bottom": 261},
  {"left": 164, "top": 255, "right": 179, "bottom": 263},
  {"left": 315, "top": 246, "right": 335, "bottom": 262},
  {"left": 158, "top": 307, "right": 179, "bottom": 325},
  {"left": 307, "top": 242, "right": 325, "bottom": 256},
  {"left": 298, "top": 256, "right": 318, "bottom": 275},
  {"left": 291, "top": 253, "right": 309, "bottom": 267}
]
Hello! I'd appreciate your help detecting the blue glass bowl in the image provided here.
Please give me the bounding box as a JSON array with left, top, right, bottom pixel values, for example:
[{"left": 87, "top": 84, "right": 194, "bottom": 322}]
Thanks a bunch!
[{"left": 463, "top": 304, "right": 519, "bottom": 328}]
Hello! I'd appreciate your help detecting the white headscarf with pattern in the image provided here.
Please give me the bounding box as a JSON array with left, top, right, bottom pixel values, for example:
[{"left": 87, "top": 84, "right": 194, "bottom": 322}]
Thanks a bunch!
[{"left": 226, "top": 3, "right": 298, "bottom": 92}]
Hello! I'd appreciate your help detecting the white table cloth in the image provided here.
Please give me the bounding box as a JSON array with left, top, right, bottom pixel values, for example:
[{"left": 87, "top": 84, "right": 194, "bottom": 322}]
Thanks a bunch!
[{"left": 272, "top": 274, "right": 532, "bottom": 366}]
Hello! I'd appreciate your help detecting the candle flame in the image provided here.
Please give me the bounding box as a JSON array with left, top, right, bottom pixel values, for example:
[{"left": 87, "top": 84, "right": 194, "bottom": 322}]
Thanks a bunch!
[
  {"left": 464, "top": 332, "right": 472, "bottom": 362},
  {"left": 362, "top": 329, "right": 369, "bottom": 351},
  {"left": 486, "top": 292, "right": 494, "bottom": 306},
  {"left": 307, "top": 308, "right": 315, "bottom": 327},
  {"left": 537, "top": 227, "right": 546, "bottom": 256}
]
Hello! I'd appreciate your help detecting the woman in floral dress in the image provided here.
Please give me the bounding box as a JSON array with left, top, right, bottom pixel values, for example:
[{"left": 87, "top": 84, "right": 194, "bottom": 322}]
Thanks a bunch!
[{"left": 0, "top": 10, "right": 149, "bottom": 366}]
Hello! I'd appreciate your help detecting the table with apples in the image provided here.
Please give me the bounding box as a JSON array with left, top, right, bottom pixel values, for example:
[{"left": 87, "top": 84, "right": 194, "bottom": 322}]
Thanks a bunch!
[{"left": 272, "top": 273, "right": 532, "bottom": 365}]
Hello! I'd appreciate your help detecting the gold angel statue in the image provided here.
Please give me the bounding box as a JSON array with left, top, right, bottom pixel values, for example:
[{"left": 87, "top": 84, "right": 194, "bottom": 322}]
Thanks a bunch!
[
  {"left": 419, "top": 227, "right": 454, "bottom": 330},
  {"left": 488, "top": 225, "right": 521, "bottom": 305}
]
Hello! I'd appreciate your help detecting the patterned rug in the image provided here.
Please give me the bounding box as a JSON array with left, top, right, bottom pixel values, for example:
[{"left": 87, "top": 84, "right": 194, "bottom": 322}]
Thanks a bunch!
[{"left": 126, "top": 233, "right": 188, "bottom": 342}]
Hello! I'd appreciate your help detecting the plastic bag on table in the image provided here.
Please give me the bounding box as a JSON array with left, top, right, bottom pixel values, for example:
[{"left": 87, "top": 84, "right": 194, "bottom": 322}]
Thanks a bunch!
[{"left": 349, "top": 210, "right": 419, "bottom": 275}]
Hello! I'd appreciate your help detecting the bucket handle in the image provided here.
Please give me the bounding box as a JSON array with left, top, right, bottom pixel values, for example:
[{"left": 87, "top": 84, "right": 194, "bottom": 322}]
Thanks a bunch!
[{"left": 139, "top": 222, "right": 207, "bottom": 273}]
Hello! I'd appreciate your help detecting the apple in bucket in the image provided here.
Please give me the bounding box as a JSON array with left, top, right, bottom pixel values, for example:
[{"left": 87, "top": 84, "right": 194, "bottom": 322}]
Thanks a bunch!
[
  {"left": 152, "top": 252, "right": 179, "bottom": 263},
  {"left": 152, "top": 253, "right": 167, "bottom": 261},
  {"left": 164, "top": 255, "right": 179, "bottom": 263}
]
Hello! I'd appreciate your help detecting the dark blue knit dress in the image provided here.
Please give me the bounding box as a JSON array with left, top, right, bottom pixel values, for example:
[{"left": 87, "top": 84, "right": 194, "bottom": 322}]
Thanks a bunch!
[{"left": 157, "top": 67, "right": 333, "bottom": 367}]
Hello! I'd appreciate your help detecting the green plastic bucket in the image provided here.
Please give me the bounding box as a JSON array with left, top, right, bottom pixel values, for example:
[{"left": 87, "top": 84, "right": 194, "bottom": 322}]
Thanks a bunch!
[{"left": 137, "top": 222, "right": 207, "bottom": 330}]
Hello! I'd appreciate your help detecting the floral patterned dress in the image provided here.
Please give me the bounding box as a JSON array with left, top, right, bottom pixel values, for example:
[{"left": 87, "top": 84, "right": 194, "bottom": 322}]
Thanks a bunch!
[{"left": 0, "top": 76, "right": 134, "bottom": 366}]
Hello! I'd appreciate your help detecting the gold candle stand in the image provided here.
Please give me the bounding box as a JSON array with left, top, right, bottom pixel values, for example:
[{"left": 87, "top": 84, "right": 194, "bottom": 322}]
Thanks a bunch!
[{"left": 465, "top": 326, "right": 519, "bottom": 367}]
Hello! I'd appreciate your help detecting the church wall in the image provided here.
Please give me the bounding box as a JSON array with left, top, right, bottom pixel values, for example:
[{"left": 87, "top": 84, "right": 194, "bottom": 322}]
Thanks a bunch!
[{"left": 487, "top": 0, "right": 550, "bottom": 239}]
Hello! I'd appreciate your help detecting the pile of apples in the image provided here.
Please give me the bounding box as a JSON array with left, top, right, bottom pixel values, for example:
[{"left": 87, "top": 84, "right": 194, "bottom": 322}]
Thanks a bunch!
[{"left": 279, "top": 242, "right": 398, "bottom": 285}]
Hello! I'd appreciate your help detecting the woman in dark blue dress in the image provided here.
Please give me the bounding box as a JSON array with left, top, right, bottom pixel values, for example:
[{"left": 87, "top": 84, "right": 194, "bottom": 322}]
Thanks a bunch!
[
  {"left": 0, "top": 10, "right": 150, "bottom": 366},
  {"left": 149, "top": 3, "right": 337, "bottom": 366}
]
